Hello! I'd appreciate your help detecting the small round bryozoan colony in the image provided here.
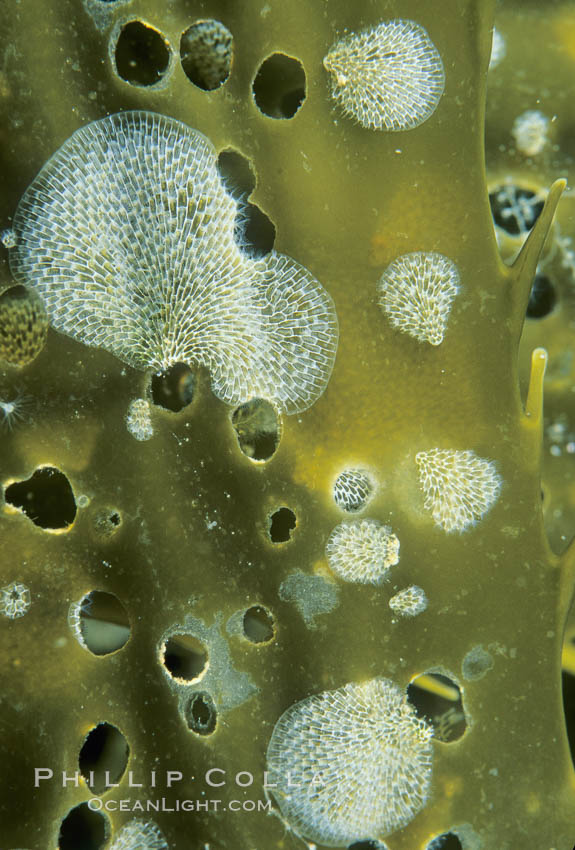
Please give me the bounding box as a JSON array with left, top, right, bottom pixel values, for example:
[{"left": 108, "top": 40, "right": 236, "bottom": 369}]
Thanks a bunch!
[
  {"left": 266, "top": 678, "right": 433, "bottom": 846},
  {"left": 512, "top": 110, "right": 549, "bottom": 157},
  {"left": 326, "top": 520, "right": 399, "bottom": 584},
  {"left": 109, "top": 818, "right": 167, "bottom": 850},
  {"left": 389, "top": 585, "right": 427, "bottom": 617},
  {"left": 0, "top": 582, "right": 31, "bottom": 619},
  {"left": 126, "top": 398, "right": 153, "bottom": 441},
  {"left": 378, "top": 252, "right": 459, "bottom": 345},
  {"left": 9, "top": 111, "right": 337, "bottom": 414},
  {"left": 333, "top": 468, "right": 374, "bottom": 513},
  {"left": 415, "top": 449, "right": 502, "bottom": 533},
  {"left": 323, "top": 20, "right": 444, "bottom": 131}
]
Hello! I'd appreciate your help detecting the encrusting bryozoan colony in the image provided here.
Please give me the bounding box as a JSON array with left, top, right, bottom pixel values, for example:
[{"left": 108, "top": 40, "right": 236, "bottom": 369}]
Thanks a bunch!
[
  {"left": 8, "top": 111, "right": 338, "bottom": 414},
  {"left": 108, "top": 818, "right": 167, "bottom": 850},
  {"left": 512, "top": 109, "right": 550, "bottom": 157},
  {"left": 378, "top": 252, "right": 460, "bottom": 345},
  {"left": 323, "top": 19, "right": 445, "bottom": 131},
  {"left": 389, "top": 585, "right": 428, "bottom": 617},
  {"left": 265, "top": 678, "right": 433, "bottom": 846},
  {"left": 0, "top": 582, "right": 31, "bottom": 619},
  {"left": 126, "top": 398, "right": 154, "bottom": 442},
  {"left": 326, "top": 519, "right": 400, "bottom": 584},
  {"left": 333, "top": 468, "right": 375, "bottom": 512},
  {"left": 0, "top": 285, "right": 48, "bottom": 367},
  {"left": 415, "top": 449, "right": 502, "bottom": 533}
]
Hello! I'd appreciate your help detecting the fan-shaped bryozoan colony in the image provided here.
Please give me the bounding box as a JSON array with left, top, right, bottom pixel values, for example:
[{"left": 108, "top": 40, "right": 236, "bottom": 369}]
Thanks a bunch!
[
  {"left": 323, "top": 20, "right": 445, "bottom": 131},
  {"left": 326, "top": 520, "right": 399, "bottom": 584},
  {"left": 415, "top": 449, "right": 502, "bottom": 533},
  {"left": 109, "top": 818, "right": 167, "bottom": 850},
  {"left": 389, "top": 585, "right": 428, "bottom": 617},
  {"left": 266, "top": 678, "right": 433, "bottom": 846},
  {"left": 9, "top": 111, "right": 338, "bottom": 414},
  {"left": 333, "top": 468, "right": 374, "bottom": 512},
  {"left": 378, "top": 252, "right": 460, "bottom": 345}
]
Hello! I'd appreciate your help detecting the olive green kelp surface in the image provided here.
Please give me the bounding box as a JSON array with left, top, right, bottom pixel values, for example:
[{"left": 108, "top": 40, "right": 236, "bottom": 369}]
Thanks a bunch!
[{"left": 1, "top": 0, "right": 575, "bottom": 848}]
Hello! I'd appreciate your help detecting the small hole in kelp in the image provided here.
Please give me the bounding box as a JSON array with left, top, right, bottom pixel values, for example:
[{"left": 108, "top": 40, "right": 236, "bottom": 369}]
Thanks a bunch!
[
  {"left": 489, "top": 183, "right": 544, "bottom": 236},
  {"left": 79, "top": 722, "right": 130, "bottom": 794},
  {"left": 526, "top": 274, "right": 556, "bottom": 319},
  {"left": 232, "top": 398, "right": 280, "bottom": 461},
  {"left": 5, "top": 466, "right": 76, "bottom": 530},
  {"left": 58, "top": 802, "right": 109, "bottom": 850},
  {"left": 92, "top": 508, "right": 122, "bottom": 540},
  {"left": 407, "top": 672, "right": 467, "bottom": 742},
  {"left": 151, "top": 363, "right": 196, "bottom": 412},
  {"left": 425, "top": 833, "right": 463, "bottom": 850},
  {"left": 70, "top": 590, "right": 131, "bottom": 656},
  {"left": 215, "top": 149, "right": 275, "bottom": 256},
  {"left": 243, "top": 605, "right": 275, "bottom": 643},
  {"left": 235, "top": 202, "right": 276, "bottom": 258},
  {"left": 217, "top": 149, "right": 256, "bottom": 198},
  {"left": 252, "top": 53, "right": 306, "bottom": 119},
  {"left": 185, "top": 691, "right": 217, "bottom": 735},
  {"left": 162, "top": 633, "right": 208, "bottom": 682},
  {"left": 269, "top": 507, "right": 296, "bottom": 543},
  {"left": 115, "top": 21, "right": 171, "bottom": 87}
]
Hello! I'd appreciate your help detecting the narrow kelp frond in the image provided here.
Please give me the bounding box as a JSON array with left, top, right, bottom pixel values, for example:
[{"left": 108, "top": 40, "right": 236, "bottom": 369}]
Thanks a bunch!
[
  {"left": 511, "top": 178, "right": 566, "bottom": 341},
  {"left": 524, "top": 347, "right": 548, "bottom": 422}
]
